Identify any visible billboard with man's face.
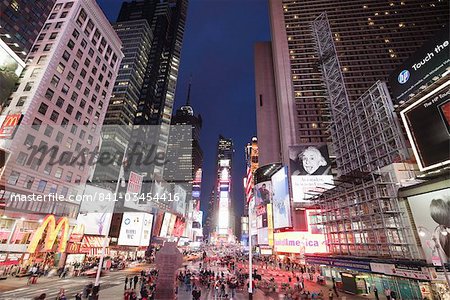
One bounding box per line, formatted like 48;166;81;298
289;145;333;203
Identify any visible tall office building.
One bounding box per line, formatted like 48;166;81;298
166;82;203;182
211;135;235;243
0;0;122;264
92;19;153;187
0;0;55;60
0;0;55;105
268;0;449;163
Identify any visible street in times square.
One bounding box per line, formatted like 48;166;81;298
0;0;449;299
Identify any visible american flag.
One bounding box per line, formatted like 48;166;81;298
245;165;253;203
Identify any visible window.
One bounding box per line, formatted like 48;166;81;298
85;19;94;35
44;44;52;51
30;68;41;78
24;81;34;91
62;50;70;61
66;71;74;82
60;186;69;197
72;60;79;70
84;58;90;68
88;48;94;57
66;104;74;115
65;171;73;182
92;66;98;76
66;137;73;148
88;76;94;86
38;102;49;115
98;101;103;110
84;87;90;97
79;130;86;139
71;91;78;102
49;13;57;19
61;84;69;95
72;29;79;39
81;39;87;49
87;135;93;145
16;152;28;166
83;117;90;126
37;180;47;192
64;2;73;9
61;117;69;128
75;175;81;184
91;94;97;104
70;124;77;134
56;63;65;74
37;56;47;64
67;39;75;50
49;32;58;40
50;75;60;87
31;45;39;53
56;132;63;143
37;33;45;41
50;111;59;122
44;163;52;175
75;143;81;152
75;80;82;90
55;167;63;179
54;3;63;11
45;88;54;100
80;69;86;78
60;11;68;18
76;8;87;27
44;125;53;137
80;100;86;109
76;49;83;59
32;118;42;130
43;23;51;30
8;171;20;185
87;106;93;114
24;176;34;189
16;96;26;106
56;97;64;108
75;111;82;121
55;22;63;29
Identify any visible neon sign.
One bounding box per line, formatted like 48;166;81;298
27;215;70;253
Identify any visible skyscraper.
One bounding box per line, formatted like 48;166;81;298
211;135;235;243
0;0;122;265
267;0;449;163
0;0;55;105
0;0;55;60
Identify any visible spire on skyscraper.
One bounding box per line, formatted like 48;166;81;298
186;74;192;106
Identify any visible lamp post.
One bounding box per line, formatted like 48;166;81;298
418;225;450;288
248;199;253;300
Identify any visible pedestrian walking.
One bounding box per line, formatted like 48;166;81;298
374;287;379;300
328;289;334;300
192;286;201;300
133;275;139;289
75;293;82;300
125;276;128;289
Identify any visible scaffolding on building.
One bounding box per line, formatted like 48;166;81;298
311;13;417;260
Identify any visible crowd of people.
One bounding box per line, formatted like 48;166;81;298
123;268;159;300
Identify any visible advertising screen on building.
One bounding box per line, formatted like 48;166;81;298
257;227;269;245
76;185;115;235
271;166;292;229
118;212;153;246
167;214;177;236
0;39;25;104
289;144;332;203
172;217;186;237
400;85;450;171
388;26;449;105
273;231;327;254
254;181;272;206
408;188;450;265
159;212;172;237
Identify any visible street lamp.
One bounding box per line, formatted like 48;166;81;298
417;225;450;288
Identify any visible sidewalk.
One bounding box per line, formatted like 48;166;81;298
0;275;57;292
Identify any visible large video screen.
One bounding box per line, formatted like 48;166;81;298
271;166;292;229
408;188;450;265
401;86;450;171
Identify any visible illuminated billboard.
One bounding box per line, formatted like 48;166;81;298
273;231;327;254
172;217;186;237
408;188;450;265
159;212;172;237
289;144;332;203
118;213;153;246
167;214;177;236
0;39;25;104
271;166;292;229
400;85;450;171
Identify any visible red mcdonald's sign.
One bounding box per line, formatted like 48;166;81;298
0;113;22;139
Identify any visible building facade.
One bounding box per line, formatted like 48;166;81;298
268;0;449;164
0;0;122;267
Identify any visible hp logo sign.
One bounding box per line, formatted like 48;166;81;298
398;70;410;84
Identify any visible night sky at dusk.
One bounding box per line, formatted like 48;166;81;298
97;0;270;220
